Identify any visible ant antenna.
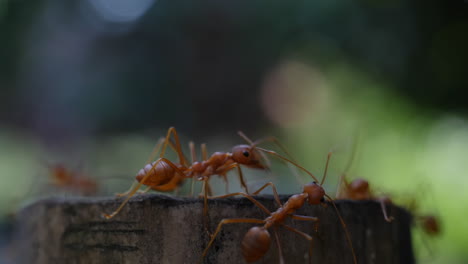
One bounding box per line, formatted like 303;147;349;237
255;147;320;183
240;131;310;185
343;134;360;176
335;134;360;198
325;194;358;264
238;131;255;145
320;152;332;186
322;152;357;264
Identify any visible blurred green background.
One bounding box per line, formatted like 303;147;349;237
1;0;467;263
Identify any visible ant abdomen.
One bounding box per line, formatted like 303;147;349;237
241;226;271;262
135;161;175;187
421;215;440;236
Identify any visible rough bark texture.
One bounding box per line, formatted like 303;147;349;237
8;194;414;264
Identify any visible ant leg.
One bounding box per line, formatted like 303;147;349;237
201;143;208;160
209;192;271;215
198;218;265;264
220;174;229;193
144;137;166;166
255;147;320;183
138;186;151;194
379;198;394;222
290;215;319;222
114;137;165;197
150;181;181;192
206;180;213;196
273;227;285;264
201;179;212;235
202;179;208;216
252;182;282;207
189;142;197;197
102;158;186;219
116;134;184;198
115;181;139;197
103;158;166;219
335;174;348;199
160;127;189;166
290;214;320;232
417;228;435;258
202;143;229;194
218;163;249;194
189;141;198;162
281;224;314;264
149;163;189;192
201;178;217;235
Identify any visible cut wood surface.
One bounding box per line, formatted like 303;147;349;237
9;194;414;264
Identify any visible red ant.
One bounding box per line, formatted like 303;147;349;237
199;152;357;264
404;191;441;258
46;162;98;196
404;186;441;238
336;177;394;222
102;127;296;220
417;215;440;237
335;141;394;222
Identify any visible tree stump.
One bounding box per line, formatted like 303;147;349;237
8;194;414;264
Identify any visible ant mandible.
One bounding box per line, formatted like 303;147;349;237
199;152;357;264
102;127;296;220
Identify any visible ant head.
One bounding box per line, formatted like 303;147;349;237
349;178;369;193
231;145;266;169
303;181;325;205
241;226;271;262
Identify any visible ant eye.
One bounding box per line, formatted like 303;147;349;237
243;151;250;157
312;181;317;184
320;197;325;202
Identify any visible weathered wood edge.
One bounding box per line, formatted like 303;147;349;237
8;194;415;264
